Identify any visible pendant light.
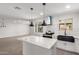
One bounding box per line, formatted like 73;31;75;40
41;3;47;26
29;8;34;27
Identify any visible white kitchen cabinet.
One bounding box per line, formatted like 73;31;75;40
56;48;76;55
56;40;75;53
23;41;56;55
75;39;79;53
56;41;66;49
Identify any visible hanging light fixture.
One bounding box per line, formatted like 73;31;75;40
41;3;47;26
29;8;34;27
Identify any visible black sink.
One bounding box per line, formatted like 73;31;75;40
57;35;75;42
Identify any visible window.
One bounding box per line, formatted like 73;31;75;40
45;16;52;25
59;18;73;31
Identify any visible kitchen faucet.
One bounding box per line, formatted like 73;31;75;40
64;28;67;36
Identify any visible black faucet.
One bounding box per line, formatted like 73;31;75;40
64;29;67;36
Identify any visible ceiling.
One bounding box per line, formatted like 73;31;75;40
0;3;79;20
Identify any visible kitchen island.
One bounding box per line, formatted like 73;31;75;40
18;35;57;55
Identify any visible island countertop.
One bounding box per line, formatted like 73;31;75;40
18;35;57;49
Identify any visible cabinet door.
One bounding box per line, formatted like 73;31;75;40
56;48;65;55
56;41;67;49
56;40;75;52
75;39;79;53
56;48;76;55
65;42;75;52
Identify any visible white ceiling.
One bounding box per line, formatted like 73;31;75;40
0;3;79;20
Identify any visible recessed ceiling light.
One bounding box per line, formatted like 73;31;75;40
66;5;71;9
40;12;44;15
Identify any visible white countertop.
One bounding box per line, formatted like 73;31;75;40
18;35;57;49
74;36;79;39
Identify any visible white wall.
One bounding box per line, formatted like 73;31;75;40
0;18;30;38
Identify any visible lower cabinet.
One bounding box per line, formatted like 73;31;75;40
75;39;79;53
56;40;76;54
56;48;77;55
23;41;56;55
